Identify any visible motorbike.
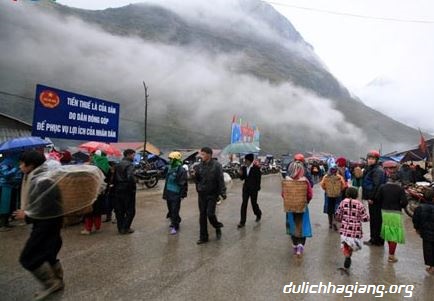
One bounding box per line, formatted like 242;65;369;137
223;162;241;179
404;183;434;217
134;161;159;189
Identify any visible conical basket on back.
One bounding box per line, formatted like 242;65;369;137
281;180;307;213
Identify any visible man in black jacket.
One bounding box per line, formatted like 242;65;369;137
238;153;262;228
413;189;434;274
362;150;386;246
193;147;226;244
113;149;136;234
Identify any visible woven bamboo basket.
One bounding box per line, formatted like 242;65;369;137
282;180;307;213
57;171;100;226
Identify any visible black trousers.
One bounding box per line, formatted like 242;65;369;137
105;193;115;217
327;197;339;216
291;236;306;246
167;195;182;230
198;193;222;240
114;190;136;232
240;188;261;224
368;203;384;244
423;240;434;266
20;218;63;271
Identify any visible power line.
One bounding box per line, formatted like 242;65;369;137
0;90;33;100
264;0;434;24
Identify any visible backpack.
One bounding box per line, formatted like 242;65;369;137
325;175;342;198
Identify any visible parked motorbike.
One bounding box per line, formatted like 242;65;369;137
223;162;241;179
134;161;159;189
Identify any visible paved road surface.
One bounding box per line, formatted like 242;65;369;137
1;175;433;300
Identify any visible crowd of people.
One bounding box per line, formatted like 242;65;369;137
282;151;434;276
1;146;434;300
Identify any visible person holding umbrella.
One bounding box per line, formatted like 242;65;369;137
80;150;110;235
0;157;21;230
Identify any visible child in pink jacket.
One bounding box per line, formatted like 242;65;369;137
335;187;370;271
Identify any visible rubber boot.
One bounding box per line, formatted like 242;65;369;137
31;262;64;300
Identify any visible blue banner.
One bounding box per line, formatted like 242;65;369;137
32;84;120;142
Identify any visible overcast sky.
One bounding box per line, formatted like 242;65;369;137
56;0;434;134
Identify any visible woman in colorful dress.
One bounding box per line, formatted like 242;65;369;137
284;161;313;257
376;173;407;262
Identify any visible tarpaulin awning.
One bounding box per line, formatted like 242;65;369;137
111;142;160;156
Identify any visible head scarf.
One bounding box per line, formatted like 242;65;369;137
328;163;338;175
170;158;182;168
287;161;305;179
92;154;110;174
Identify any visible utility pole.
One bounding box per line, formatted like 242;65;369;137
143;81;149;161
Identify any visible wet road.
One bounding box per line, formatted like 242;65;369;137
1;175;433;301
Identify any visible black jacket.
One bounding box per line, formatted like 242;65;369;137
413;202;434;242
362;164;385;201
376;182;407;211
114;157;136;192
194;160;226;197
398;166;415;184
240;164;261;192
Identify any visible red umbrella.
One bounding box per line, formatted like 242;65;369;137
79;141;122;157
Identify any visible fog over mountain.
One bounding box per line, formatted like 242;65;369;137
0;0;421;157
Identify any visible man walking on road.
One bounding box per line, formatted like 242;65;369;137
193;147;226;244
113;149;137;235
238;153;262;228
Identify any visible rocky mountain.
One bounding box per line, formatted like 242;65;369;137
0;0;421;157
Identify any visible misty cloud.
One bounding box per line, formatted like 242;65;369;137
0;1;367;155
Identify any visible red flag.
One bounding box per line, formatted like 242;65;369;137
419;129;427;153
232;115;236;123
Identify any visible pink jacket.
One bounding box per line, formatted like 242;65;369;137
335;198;369;238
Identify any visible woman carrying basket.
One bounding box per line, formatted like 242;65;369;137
282;161;313;257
